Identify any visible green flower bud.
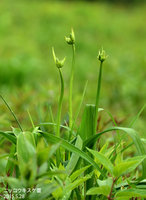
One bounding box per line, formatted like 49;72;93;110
52;47;66;68
65;28;75;45
97;48;108;62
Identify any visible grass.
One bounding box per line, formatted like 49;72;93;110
0;2;146;198
0;26;146;199
0;1;146;132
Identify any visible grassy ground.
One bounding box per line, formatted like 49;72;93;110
0;0;145;133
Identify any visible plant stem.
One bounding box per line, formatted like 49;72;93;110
69;44;75;129
0;95;23;132
56;68;64;166
108;178;116;200
94;61;103;134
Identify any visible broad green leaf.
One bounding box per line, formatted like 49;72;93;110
86;185;111;196
0;131;16;144
66;135;83;175
70;165;90;182
97;177;113;187
78;104;95;141
17;132;37;181
78;105;103;142
113;156;146;177
115;197;129;200
87;148;114;175
115;188;146;198
17;132;36;163
41;132;104;176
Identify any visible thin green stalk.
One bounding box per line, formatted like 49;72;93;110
0;95;23;132
27;109;35;129
94;61;103;134
49;106;55;133
69;44;75;129
94;48;107;135
56;68;64;166
71;80;88;130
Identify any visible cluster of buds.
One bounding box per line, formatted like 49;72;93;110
65;28;75;45
97;48;108;63
52;47;66;68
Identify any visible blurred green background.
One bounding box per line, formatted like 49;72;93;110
0;0;145;133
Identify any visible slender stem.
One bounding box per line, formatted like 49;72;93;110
56;68;64;166
94;61;103;134
27;109;35;129
108;178;116;200
69;44;75;129
0;95;23;132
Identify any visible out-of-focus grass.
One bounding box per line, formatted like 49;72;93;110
0;1;145;132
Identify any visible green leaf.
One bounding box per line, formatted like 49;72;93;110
78;104;95;141
4;177;23;189
87;148;114;175
6;144;16;176
66;135;83;175
86;185;111;196
83;127;116;148
129;104;146;128
17;132;36;163
115;188;146;198
141;138;146;144
12;127;21;137
84;126;146;179
70;165;90;182
17;132;37;180
41;132;104;176
113;127;146;179
66;175;90;192
63;175;91;200
113;156;146;177
97;177;113;187
29;182;58;200
0;131;16;144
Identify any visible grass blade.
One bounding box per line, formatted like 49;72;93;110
129;104;146;128
72;80;88;130
0;131;16;144
0;95;23;132
40;131;105;177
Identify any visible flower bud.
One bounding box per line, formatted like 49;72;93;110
97;48;108;62
52;47;66;68
65;28;75;45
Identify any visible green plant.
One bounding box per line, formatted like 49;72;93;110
0;30;146;200
65;29;75;132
